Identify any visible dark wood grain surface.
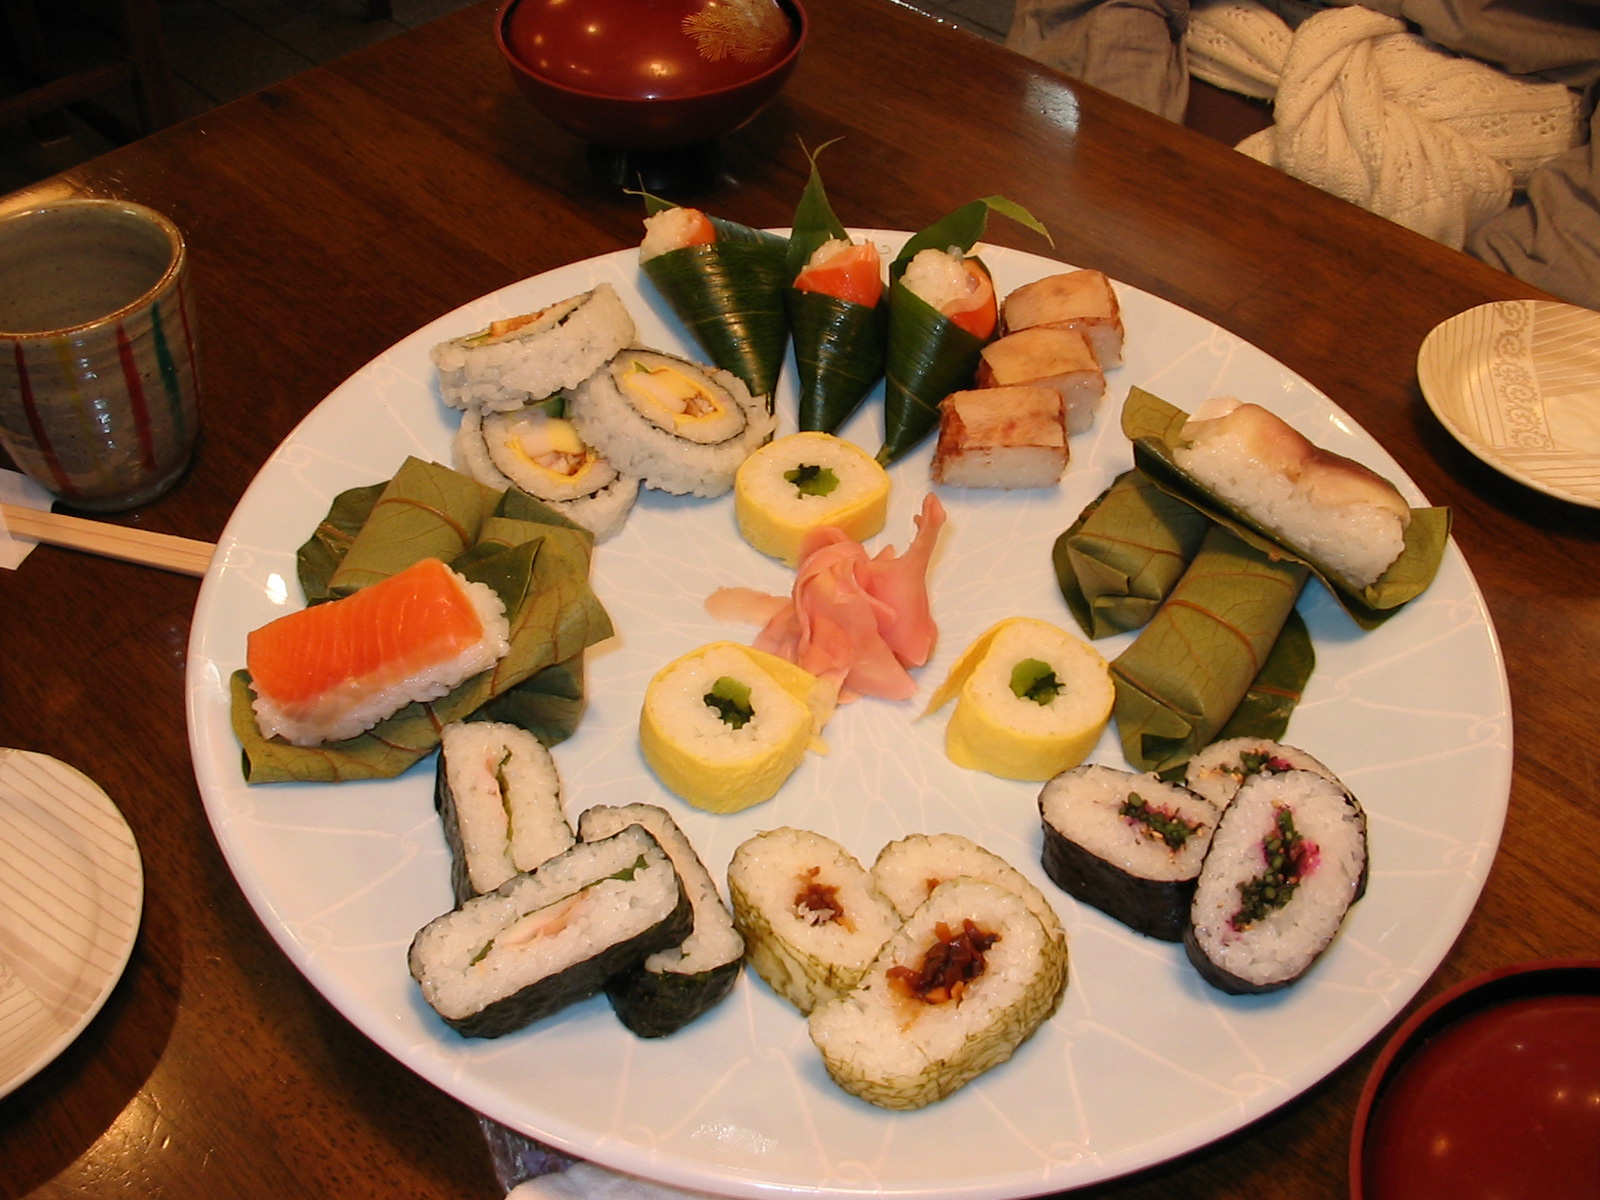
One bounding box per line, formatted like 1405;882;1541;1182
2;1;1594;1197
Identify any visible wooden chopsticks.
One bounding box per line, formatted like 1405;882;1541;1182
1;502;215;577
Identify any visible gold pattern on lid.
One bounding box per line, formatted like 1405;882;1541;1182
683;0;791;63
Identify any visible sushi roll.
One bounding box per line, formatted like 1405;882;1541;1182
1183;736;1340;810
567;348;776;498
1173;397;1413;590
246;556;510;746
577;803;745;1037
454;402;639;541
435;720;574;904
407;823;692;1038
807;878;1068;1110
924;617;1114;782
638;641;834;814
727;827;902;1014
430;284;636;411
975;325;1105;435
1000;269;1124;369
1186;768;1368;993
1038;764;1219;941
733;431;891;566
930;385;1070;489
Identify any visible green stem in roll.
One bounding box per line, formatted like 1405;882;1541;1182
1010;659;1062;704
706;676;754;729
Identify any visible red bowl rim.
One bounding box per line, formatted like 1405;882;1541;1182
494;0;809;104
1348;957;1600;1200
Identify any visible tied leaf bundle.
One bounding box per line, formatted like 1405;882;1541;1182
878;196;1050;465
638;194;791;407
230;457;614;784
784;141;887;434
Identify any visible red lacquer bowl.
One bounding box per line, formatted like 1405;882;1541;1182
496;0;806;153
1350;960;1600;1200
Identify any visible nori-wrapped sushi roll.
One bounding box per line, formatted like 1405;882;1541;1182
1186;768;1368;993
1038;763;1219;941
434;720;574;905
578;803;745;1038
638;202;791;407
407;824;691;1038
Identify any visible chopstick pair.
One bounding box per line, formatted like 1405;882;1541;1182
0;503;215;578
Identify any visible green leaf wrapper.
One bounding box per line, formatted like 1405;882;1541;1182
1052;468;1213;639
1121;387;1451;629
231;460;615;784
1111;524;1311;773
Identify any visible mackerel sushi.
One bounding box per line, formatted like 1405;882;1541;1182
808;878;1067;1110
1038;764;1218;941
435;720;573;904
727;827;901;1014
578;803;745;1037
408;824;691;1038
567;348;776;497
1186;768;1368;993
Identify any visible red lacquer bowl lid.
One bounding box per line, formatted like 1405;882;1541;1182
1350;960;1600;1200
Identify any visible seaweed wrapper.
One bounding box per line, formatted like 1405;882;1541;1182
878;197;1049;465
1052;468;1213;639
639;196;790;406
1111;524;1312;774
783;143;887;433
231;461;614;783
1122;388;1451;629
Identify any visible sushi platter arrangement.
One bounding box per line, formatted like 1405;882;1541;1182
186;208;1511;1196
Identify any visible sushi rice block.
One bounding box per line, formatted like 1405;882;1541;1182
975;325;1106;435
931;386;1070;489
246;557;510;747
1000;269;1124;369
808;877;1068;1110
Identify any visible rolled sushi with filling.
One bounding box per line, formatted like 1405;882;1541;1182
434;720;574;904
408;823;691;1037
1186;768;1368;993
1038;764;1218;941
1183;736;1340;810
567;348;776;498
454;402;640;541
808;877;1067;1110
727;827;902;1014
577;802;745;1037
733;431;890;566
431;284;636;411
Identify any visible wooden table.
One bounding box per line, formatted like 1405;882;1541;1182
2;1;1594;1197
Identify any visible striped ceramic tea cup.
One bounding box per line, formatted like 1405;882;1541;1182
0;198;200;512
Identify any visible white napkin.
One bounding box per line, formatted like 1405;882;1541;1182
0;469;54;570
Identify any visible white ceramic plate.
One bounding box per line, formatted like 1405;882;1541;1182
0;748;143;1098
186;235;1511;1199
1418;299;1600;508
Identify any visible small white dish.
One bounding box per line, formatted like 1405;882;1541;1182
0;748;143;1098
1418;299;1600;507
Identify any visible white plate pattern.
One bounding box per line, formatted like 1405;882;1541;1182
186;234;1511;1199
1418;299;1600;507
0;748;144;1099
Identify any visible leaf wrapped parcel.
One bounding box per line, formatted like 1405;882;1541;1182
639;195;791;406
1121;387;1451;630
230;459;614;784
1052;469;1213;639
1111;524;1312;773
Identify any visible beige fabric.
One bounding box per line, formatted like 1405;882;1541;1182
1007;0;1194;120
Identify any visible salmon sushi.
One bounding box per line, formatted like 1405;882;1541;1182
246;556;510;746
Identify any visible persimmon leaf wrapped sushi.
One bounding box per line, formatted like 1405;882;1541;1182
808;878;1068;1109
407;823;692;1038
784;148;887;433
878;197;1049;465
638;200;791;406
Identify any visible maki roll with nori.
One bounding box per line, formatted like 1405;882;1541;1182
576;803;745;1038
1183;736;1340;811
808;878;1067;1110
1186;768;1368;993
435;720;574;905
566;348;775;498
408;824;691;1038
1038;764;1219;941
727;827;901;1014
638;203;791;406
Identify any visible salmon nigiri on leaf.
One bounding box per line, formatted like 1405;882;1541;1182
784;143;888;434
